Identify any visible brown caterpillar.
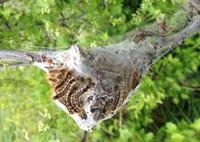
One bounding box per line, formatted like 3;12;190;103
48;67;94;119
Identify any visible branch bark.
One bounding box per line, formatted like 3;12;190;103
154;15;200;58
111;0;200;57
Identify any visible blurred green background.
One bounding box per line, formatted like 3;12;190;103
0;0;200;142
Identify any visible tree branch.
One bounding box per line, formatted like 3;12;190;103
122;0;200;59
154;15;200;58
0;50;42;65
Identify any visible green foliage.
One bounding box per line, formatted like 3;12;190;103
0;0;200;142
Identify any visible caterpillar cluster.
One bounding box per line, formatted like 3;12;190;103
48;67;94;119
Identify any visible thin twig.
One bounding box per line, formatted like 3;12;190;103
119;110;123;129
101;128;115;136
81;131;87;142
